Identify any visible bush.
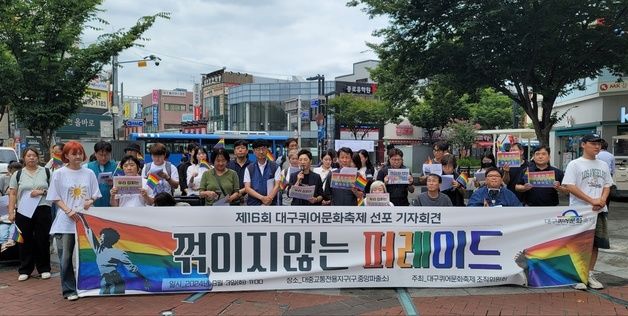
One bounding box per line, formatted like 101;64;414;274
457;157;481;168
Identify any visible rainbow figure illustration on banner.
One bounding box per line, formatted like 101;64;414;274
213;138;225;149
76;213;212;295
515;223;594;288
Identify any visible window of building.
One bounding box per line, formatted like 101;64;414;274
164;103;187;111
188;104;194;111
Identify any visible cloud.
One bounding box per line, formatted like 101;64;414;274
82;0;387;96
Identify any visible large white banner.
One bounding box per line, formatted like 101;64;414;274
75;206;596;297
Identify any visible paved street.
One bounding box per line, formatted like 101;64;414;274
1;199;627;315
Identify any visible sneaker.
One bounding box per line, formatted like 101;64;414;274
40;272;51;279
588;272;604;289
17;274;29;281
573;282;587;290
66;294;79;301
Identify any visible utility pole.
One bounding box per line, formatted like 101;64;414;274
112;55;119;140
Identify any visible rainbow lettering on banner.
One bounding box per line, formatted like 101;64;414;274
213;138;225;149
496;151;521;167
146;173;160;191
52;154;64;168
76;214;211;294
354;174;367;191
10;225;24;243
521;229;594;288
265;150;275;162
199;160;211;170
456;173;469;189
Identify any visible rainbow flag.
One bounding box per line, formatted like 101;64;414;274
114;165;125;176
279;172;287;191
354;174;367;191
199;160;211;169
52;153;64;168
10;225;24;243
265;150;275;162
146;173;160;191
213;138;225;149
357;197;365;206
456;173;469;189
76;214;211;293
522;229;594;288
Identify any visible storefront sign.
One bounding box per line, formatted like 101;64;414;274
162;90;187;97
58;113;111;136
82;88;109;109
620;106;628;123
335;81;378;95
75;206;596;297
152;89;159;104
340;127;379;140
125;119;144;127
396;125;414;136
152;105;159;129
599;81;628;94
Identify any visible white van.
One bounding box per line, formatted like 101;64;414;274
0;147;19;174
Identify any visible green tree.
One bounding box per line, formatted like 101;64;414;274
467;88;514;130
407;79;469;143
328;94;392;140
446;120;478;158
349;0;628;145
0;0;168;158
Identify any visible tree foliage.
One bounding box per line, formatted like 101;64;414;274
349;0;628;145
328;94;391;140
0;0;168;157
467;88;515;130
407;79;469;143
446;120;478;158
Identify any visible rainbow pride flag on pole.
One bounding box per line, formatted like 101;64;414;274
199;160;211;170
213;138;225;149
52;153;64;169
456;173;469;189
279;172;287;191
357;197;365;206
354;174;367;191
76;214;212;294
146;173;160;191
10;225;24;243
265;150;275;162
522;229;594;288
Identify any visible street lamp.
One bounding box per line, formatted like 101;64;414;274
111;54;161;139
306;74;325;155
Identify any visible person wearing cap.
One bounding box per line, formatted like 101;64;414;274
124;143;144;169
563;133;613;290
243;139;281;205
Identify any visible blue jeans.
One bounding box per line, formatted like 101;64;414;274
54;233;76;297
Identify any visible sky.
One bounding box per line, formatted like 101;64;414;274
82;0;388;97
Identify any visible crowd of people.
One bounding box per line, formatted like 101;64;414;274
0;132;615;300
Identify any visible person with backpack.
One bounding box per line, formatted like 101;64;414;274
86;141;117;207
141;143;179;195
177;143;198;196
7;147;53;282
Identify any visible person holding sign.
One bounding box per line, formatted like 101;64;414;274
244;140;281;206
7;147;52;282
186;147;211;196
366;181;394;206
324;147;362;206
110;156;154;207
515;146;566;206
468;168;521;207
413;174;453;206
200;148;241;206
502;143;527;203
441;155;466;206
86;141;117;207
376;148;414;206
141;143;179;196
287;149;324;205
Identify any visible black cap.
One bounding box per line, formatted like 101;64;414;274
124;143;141;153
581;133;602;143
252;139;270;149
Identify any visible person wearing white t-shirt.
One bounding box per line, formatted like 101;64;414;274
141;143;179;195
46;141;101;301
110;155;155;207
186;147;211;196
562;133;613;290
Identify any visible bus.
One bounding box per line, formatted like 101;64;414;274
128;132;289;165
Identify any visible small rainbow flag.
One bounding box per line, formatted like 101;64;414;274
523;229;594;288
10;225;24;244
213;138;225;149
265;150;275;162
279;172;287;191
354;174;367;191
199;160;211;169
146;173;160;191
114;165;125;176
76;214;211;293
456;173;469;189
357;197;365;206
52;153;64;168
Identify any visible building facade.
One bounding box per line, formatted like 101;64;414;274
141;89;193;133
201;69;254;132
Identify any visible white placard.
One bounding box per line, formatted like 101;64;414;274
365;193;390;206
422;164;442;175
17;191;40;218
289;185;316;200
388;168;410;184
439;174;455;191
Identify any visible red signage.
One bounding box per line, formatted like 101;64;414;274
396;125;413;136
194;106;202;120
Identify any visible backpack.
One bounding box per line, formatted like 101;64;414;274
143;161;174;195
16;167;51;186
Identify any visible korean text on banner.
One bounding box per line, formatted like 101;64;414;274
75;205;597;297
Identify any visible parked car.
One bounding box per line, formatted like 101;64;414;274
0;147;18;174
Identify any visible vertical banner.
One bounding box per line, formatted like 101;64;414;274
75;206;596;297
